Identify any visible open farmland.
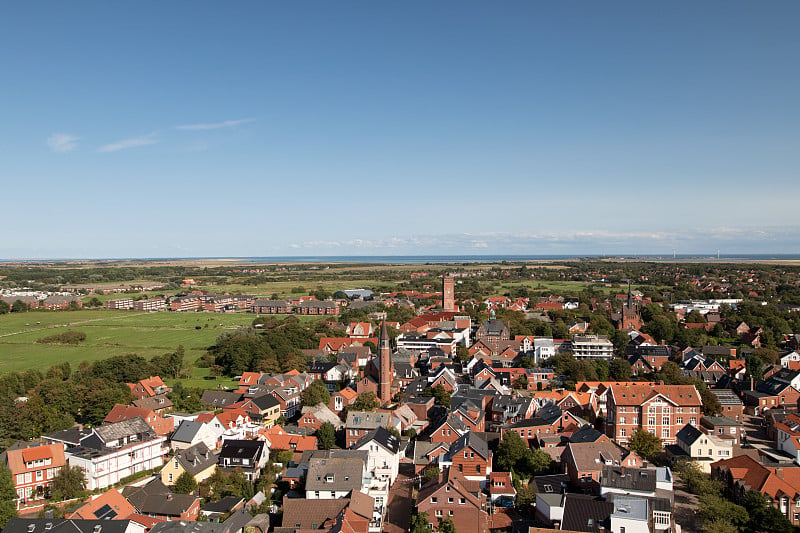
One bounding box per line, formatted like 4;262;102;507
0;309;309;374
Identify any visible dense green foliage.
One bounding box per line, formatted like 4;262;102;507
316;422;337;450
50;464;86;501
495;431;555;477
301;379;331;407
0;465;18;528
627;429;662;460
35;331;87;345
174;471;198;494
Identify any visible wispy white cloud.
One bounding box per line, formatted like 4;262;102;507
98;133;158;153
47;133;80;153
175;118;255;131
286;226;800;255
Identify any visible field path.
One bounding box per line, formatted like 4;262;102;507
0;312;150;338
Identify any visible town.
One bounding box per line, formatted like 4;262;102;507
2;260;800;533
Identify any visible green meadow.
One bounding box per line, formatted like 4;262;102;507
0;310;285;374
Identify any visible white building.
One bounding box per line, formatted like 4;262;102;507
571;335;614;360
66;417;168;490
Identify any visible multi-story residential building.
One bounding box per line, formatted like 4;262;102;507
170;295;201;312
133;298;165;311
127;376;169;400
106;298;134;310
305;456;366;499
570;335;614;360
605;383;703;445
5;444;66;505
66;417;169;490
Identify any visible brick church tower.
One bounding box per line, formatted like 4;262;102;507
379;321;392;403
442;274;455;312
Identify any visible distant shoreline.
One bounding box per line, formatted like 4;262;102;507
2;254;800;267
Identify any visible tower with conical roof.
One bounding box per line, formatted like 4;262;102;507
379;321;392;403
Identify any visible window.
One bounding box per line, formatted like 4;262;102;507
460;498;465;504
449;511;454;516
35;470;43;481
620;417;626;425
620;428;626;437
662;429;670;438
168;473;173;483
690;417;697;425
648;417;655;426
435;510;443;517
431;497;437;504
476;465;481;473
677;417;683;424
448;498;453;503
662;416;670;425
464;451;469;458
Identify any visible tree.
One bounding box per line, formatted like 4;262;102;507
410;512;431;533
522;448;555;477
316;422;336;450
454;345;469;362
627;429;662;460
0;301;9;315
437;517;456;533
742;490;794;533
348;392;381;412
432;385;451;408
0;465;18;528
422;466;440;484
496;431;529;472
610;358;632;381
301;379;331;407
50;464;86;501
698;494;748;530
701;388;722;415
10;300;28;313
174;471;198;494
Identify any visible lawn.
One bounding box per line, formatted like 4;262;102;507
0;309;320;374
163;366;239;391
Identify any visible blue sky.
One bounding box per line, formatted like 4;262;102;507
1;2;798;258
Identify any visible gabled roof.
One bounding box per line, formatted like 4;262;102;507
172;420;204;443
175;442;217;475
218;439;264;459
353;426;401;454
305;457;364;492
67;489;135;520
447;431;489;460
675;423;704;446
560;495;612;532
122;479;198;517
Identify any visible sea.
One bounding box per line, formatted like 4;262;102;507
230;254;800;264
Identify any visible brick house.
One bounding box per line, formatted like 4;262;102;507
416;468;489;533
443;432;492;483
605;383;703;445
5;444;66;505
127;376;169;400
713;455;800;526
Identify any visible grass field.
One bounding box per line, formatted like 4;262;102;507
0;310;316;374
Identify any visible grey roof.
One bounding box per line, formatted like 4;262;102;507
353;426;400;454
218;439;264;460
569;425;605;443
346;410;393;430
447;431;489;460
710;389;743;406
608;494;648;522
221;507;252;533
675;423;704;446
150;522;229;533
601;465;657;493
2;519;136;533
201;496;244;514
95;417;154;444
481;319;509;335
175;442;217;475
250;394;280;410
171;420;203;443
201;391;243;407
305;457;364;492
44;427;92;447
560;495;613;532
122;479;198;517
701;415;741;427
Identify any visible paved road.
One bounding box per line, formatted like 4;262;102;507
672;472;701;533
384;463;415;533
